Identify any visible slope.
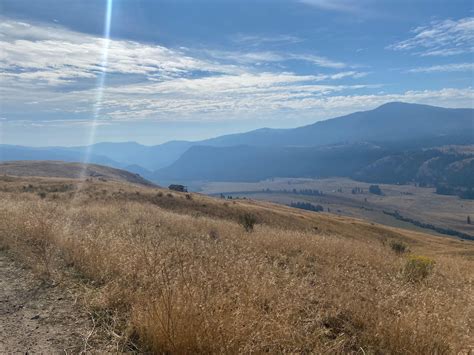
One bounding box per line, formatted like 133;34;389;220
0;161;155;186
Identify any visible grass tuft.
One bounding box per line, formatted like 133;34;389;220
404;255;435;282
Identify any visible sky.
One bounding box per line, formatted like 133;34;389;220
0;0;473;146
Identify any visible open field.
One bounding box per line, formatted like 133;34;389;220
200;177;474;238
0;174;473;353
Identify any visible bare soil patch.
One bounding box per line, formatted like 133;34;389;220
0;251;97;353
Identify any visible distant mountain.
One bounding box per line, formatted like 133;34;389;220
0;161;155;186
2;103;473;183
0;144;122;167
198;102;473;148
155;143;474;199
60;102;474;172
65;140;194;171
154;143;388;183
153;103;473;183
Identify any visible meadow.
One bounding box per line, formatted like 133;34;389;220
0;175;473;353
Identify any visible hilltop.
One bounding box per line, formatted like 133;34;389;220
0;161;155;187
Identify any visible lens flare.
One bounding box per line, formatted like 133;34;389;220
81;0;113;172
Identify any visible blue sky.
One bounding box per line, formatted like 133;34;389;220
0;0;473;146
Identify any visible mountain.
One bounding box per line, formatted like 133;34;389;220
66;140;194;171
153;103;473;184
154;143;388;183
56;102;474;172
0;144;122;167
0;160;155;186
155;144;474;199
198;102;473;148
1;103;473;182
355;146;474;191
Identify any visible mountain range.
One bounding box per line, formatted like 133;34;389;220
2;102;473;193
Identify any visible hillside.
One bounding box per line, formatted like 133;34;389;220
154;143;387;182
0;161;155;186
0;175;472;353
199;102;473;148
155;144;474;196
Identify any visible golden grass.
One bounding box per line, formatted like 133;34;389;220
0;176;473;353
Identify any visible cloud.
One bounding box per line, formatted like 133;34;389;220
0;16;372;124
232;34;303;47
407;63;474;73
1;66;380;124
6;86;472;127
205;50;348;69
299;0;363;13
0;18;241;86
387;17;474;56
1;16;471;130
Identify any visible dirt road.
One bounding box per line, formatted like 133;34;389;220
0;251;96;353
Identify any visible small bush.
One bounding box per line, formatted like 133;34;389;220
390;240;408;254
240;213;257;232
404;255;435;282
208;229;219;240
185;194;192;200
369;185;383;195
38;191;47;199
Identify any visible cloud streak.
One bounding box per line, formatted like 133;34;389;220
388;17;474;56
1;16;472;130
299;0;365;13
407;63;474;73
0;17;373;124
0;19;241;86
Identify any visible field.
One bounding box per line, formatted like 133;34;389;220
200;177;474;238
0;174;473;353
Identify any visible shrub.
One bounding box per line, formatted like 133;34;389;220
38;191;47;199
369;185;383;195
390;240;408;254
208;229;219;240
240;213;257;232
290;202;324;212
185;194;192;200
404;255;435;282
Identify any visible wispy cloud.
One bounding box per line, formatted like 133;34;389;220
0;18;241;86
6;86;472;126
387;17;474;56
1;16;471;129
299;0;363;13
7;72;376;121
407;63;474;73
204;50;348;69
0;17;371;124
232;34;303;47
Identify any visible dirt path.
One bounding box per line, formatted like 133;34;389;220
0;251;97;353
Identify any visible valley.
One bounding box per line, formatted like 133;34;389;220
200;177;474;239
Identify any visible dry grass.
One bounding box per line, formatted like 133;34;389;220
0;176;473;353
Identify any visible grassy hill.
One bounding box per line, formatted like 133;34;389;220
0;170;472;353
0;161;155;187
